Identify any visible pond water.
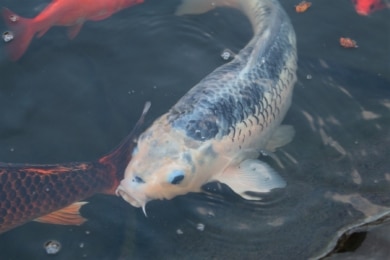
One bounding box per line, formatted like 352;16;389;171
0;0;389;259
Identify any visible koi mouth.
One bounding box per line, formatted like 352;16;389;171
116;185;139;206
115;184;148;216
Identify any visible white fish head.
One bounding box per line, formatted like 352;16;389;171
116;120;205;212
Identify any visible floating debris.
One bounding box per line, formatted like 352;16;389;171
44;240;61;255
295;1;312;13
2;31;14;43
339;37;358;48
221;48;235;61
207;211;215;217
176;229;184;235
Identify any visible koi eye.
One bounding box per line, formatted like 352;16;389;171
370;4;375;10
167;170;185;185
133;176;145;183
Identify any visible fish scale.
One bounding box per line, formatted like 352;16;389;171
0;163;111;233
169;3;295;142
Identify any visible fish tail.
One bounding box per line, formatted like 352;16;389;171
98;102;151;194
2;7;36;61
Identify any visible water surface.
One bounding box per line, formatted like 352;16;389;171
0;0;389;259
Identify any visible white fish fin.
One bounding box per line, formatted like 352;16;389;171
265;124;295;152
215;159;286;200
175;0;240;16
259;149;285;169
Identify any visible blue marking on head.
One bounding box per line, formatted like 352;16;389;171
167;170;185;185
132;146;139;156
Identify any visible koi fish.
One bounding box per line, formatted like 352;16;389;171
116;0;298;215
1;0;144;61
352;0;389;15
0;102;150;234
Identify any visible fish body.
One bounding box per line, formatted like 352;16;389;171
0;102;150;234
2;0;144;60
116;0;297;213
352;0;389;15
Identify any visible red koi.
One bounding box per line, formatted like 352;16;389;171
351;0;389;15
0;102;150;234
2;0;144;61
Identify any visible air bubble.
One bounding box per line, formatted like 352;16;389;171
2;31;14;43
221;48;235;61
44;240;61;255
9;15;19;22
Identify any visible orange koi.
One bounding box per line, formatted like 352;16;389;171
295;1;312;13
340;37;358;48
0;102;150;234
2;0;144;61
351;0;389;15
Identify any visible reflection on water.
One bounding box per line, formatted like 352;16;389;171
0;0;389;259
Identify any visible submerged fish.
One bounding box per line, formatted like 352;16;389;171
1;0;144;61
351;0;390;15
116;0;298;214
0;102;150;234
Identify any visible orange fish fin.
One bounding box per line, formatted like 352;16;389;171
67;23;83;39
89;13;114;21
2;7;35;61
36;27;50;38
35;202;88;226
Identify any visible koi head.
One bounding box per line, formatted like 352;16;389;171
352;0;386;15
116;118;204;215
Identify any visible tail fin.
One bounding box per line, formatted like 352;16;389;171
2;8;35;61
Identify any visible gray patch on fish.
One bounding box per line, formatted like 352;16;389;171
168;1;296;142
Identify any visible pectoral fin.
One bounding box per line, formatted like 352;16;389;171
67;23;83;39
265;125;295;152
35;202;88;226
215;159;286;200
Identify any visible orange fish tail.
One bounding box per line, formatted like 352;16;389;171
2;8;35;61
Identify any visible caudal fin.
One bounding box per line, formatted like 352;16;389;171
2;8;35;61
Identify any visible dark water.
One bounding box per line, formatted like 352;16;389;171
0;0;389;259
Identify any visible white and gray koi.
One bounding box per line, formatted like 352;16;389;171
116;0;297;212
